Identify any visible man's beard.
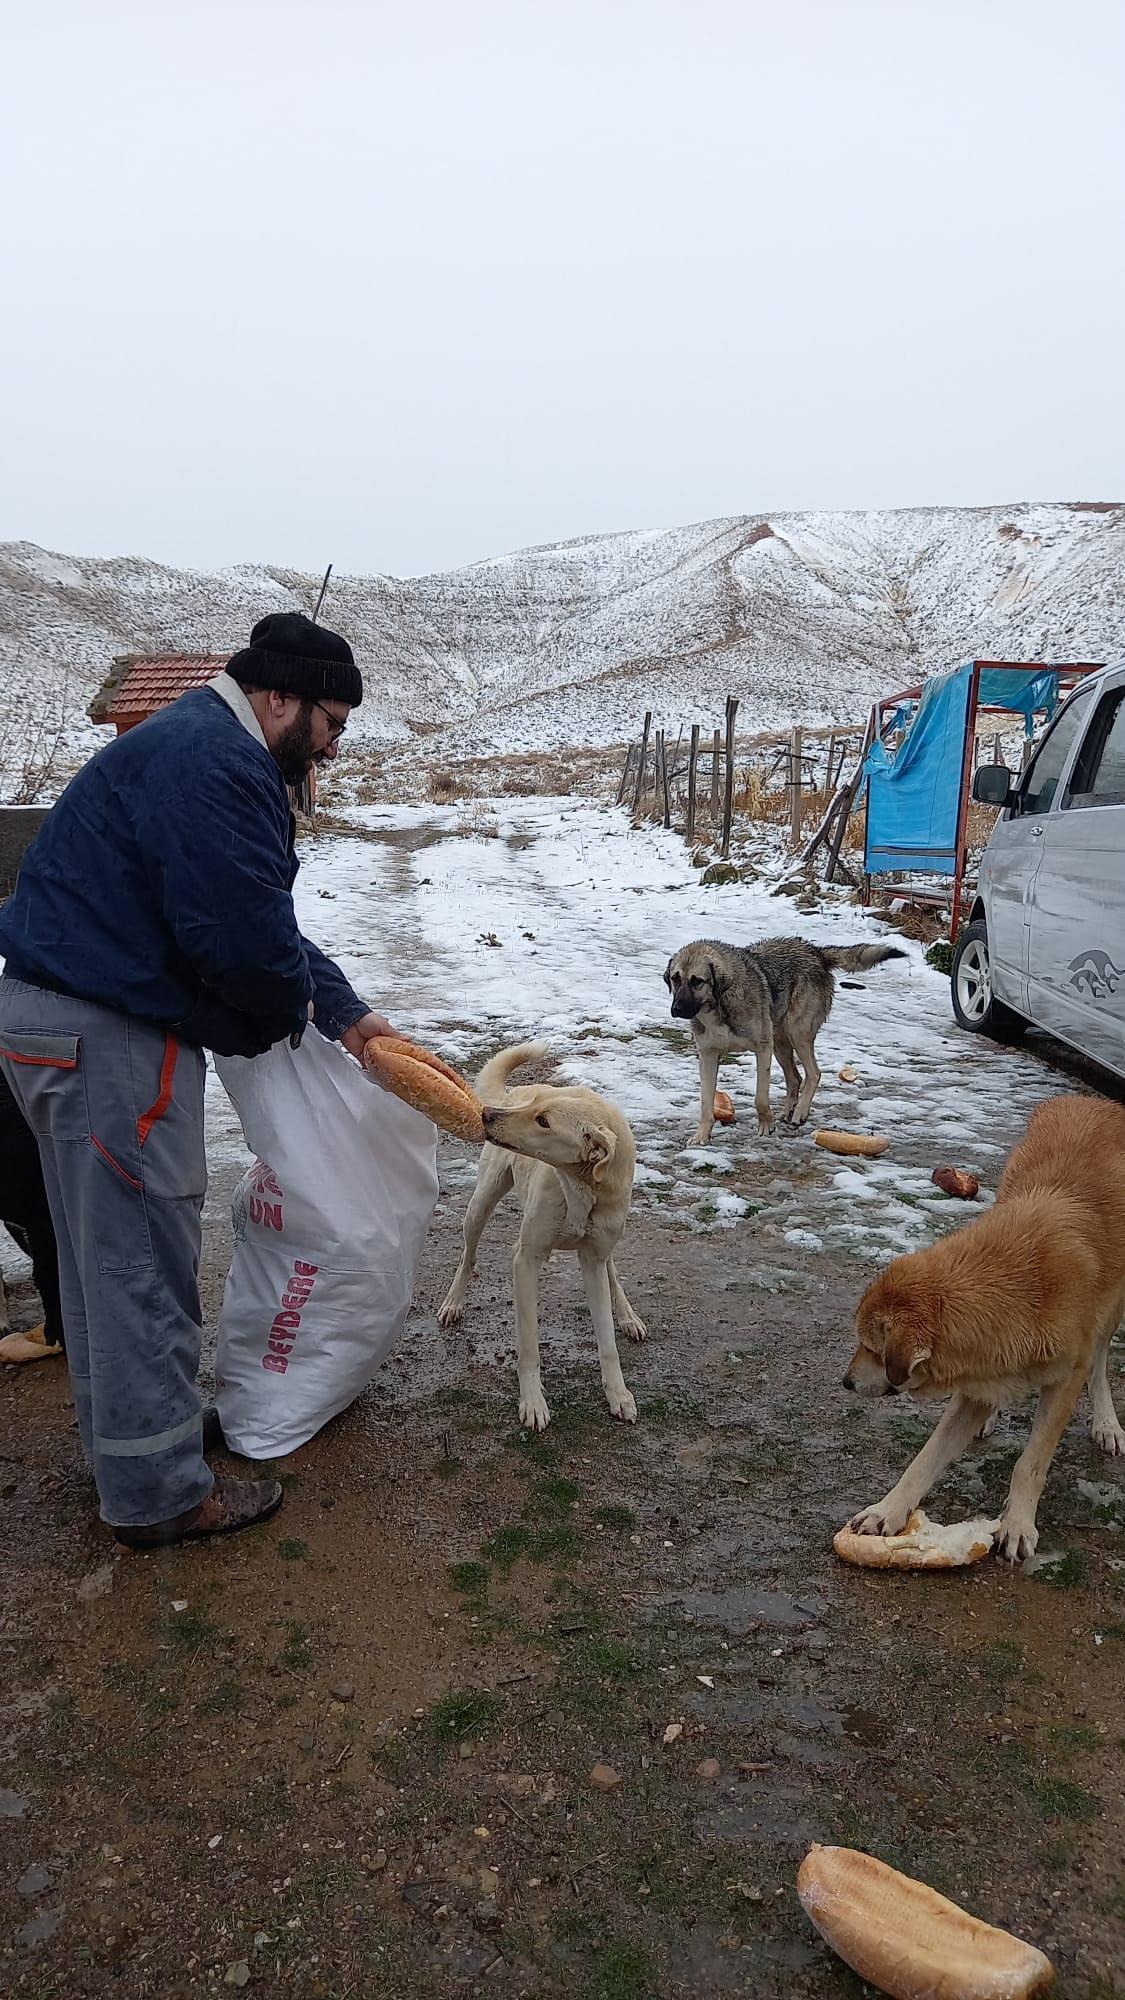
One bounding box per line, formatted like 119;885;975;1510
272;706;317;786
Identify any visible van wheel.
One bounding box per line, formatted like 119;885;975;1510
951;920;1027;1040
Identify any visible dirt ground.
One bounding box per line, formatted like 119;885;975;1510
2;1041;1124;1999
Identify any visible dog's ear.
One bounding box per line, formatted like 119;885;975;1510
883;1333;933;1390
663;956;676;991
707;957;730;999
584;1123;618;1183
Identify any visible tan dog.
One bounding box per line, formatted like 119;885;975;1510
843;1095;1125;1561
437;1044;645;1431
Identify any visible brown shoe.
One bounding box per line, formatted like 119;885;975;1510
114;1473;283;1550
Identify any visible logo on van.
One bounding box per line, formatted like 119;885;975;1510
1067;951;1124;1000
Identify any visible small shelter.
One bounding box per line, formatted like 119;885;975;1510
88;654;316;813
863;659;1102;936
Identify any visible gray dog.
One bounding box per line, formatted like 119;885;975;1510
664;935;906;1142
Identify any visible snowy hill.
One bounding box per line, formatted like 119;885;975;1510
0;501;1121;787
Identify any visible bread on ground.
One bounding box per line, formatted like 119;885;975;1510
713;1090;736;1125
797;1844;1054;1999
0;1322;62;1365
932;1165;980;1200
833;1509;997;1570
363;1038;485;1143
814;1129;889;1159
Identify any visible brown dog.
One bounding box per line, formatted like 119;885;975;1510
843;1095;1125;1561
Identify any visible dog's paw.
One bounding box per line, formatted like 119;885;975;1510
691;1126;715;1147
756;1114;777;1138
848;1498;911;1537
518;1388;551;1433
605;1384;638;1424
1092;1417;1125;1458
995;1511;1039;1563
619;1311;647;1345
976;1408;1000;1440
436;1294;464;1329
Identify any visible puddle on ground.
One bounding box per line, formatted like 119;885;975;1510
663;1587;826;1633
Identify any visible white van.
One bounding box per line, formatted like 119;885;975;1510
950;660;1125;1081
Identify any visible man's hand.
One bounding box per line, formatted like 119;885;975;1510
340;1010;397;1061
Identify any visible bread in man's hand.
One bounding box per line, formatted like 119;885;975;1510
363;1036;486;1143
797;1844;1054;1998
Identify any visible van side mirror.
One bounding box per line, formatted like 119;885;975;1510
972;764;1016;808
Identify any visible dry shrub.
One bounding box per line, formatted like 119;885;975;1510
428;768;474;804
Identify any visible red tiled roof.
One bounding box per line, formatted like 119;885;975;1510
92;654;230;721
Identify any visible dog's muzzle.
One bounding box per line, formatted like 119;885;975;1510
670;992;700;1020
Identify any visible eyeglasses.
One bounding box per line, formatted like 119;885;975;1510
310;699;347;742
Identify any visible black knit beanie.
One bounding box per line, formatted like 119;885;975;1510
226;612;363;707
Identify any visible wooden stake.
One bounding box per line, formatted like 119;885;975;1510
312;564;333;623
788;725;804;847
660;730;672;828
631;711;652;817
615;743;634;807
721;697;738;859
686;723;700;842
711;728;721;820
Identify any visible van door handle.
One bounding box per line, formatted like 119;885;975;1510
1029;824;1044;838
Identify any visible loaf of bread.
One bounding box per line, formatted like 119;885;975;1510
814;1129;889;1159
932;1165;980;1200
713;1090;736;1125
833;1509;997;1570
797;1844;1054;1998
363;1037;486;1143
0;1322;62;1364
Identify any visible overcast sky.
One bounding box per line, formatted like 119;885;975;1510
3;0;1122;578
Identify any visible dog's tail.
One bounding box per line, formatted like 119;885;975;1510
475;1042;551;1099
819;942;907;972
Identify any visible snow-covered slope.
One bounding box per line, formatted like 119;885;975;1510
0;501;1121;782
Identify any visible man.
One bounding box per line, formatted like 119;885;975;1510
0;612;393;1548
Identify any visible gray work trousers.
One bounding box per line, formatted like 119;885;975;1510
0;978;212;1527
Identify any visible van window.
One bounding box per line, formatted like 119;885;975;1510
1017;689;1094;817
1067;688;1125;809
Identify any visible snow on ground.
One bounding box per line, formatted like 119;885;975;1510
279;796;1058;1269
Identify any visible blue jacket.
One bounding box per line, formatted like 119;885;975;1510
0;687;367;1057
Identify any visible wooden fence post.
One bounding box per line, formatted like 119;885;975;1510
686;723;700;842
614;743;634;807
721;696;739;859
660;731;672;828
631;711;652;816
788;725;804;847
710;728;721;821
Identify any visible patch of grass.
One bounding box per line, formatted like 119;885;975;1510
1032;1778;1098;1822
159;1606;218;1653
279;1619;313;1673
583;1939;656;2000
427;1688;504;1742
556;1632;645;1724
977;1639;1024;1690
299;1859;358;1907
530;1523;583;1565
1038;1549;1092;1591
198;1679;245;1717
449;1559;490;1598
523;1474;582;1521
482;1523;533;1571
277;1537;309;1561
1050;1724;1100;1753
595;1504;636;1532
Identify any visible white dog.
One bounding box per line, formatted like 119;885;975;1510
437;1044;645;1430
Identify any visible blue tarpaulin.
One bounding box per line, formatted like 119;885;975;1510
863;664;1059;878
